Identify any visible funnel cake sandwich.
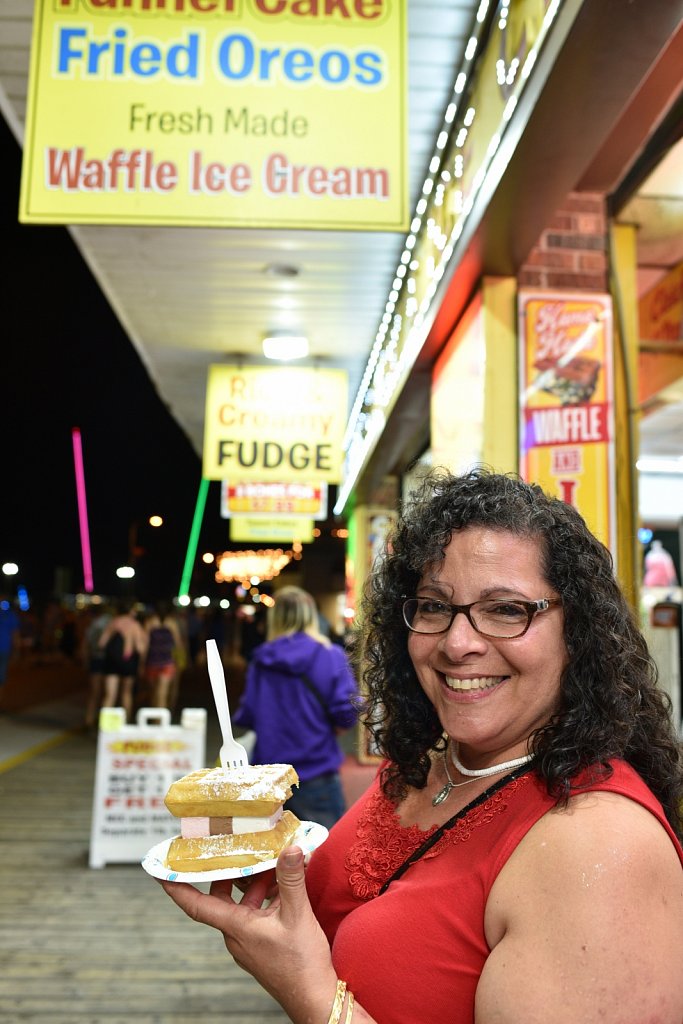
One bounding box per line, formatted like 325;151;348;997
164;763;300;872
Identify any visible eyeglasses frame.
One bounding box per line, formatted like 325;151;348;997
402;596;562;639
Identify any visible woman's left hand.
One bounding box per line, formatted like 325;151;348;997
159;846;338;1022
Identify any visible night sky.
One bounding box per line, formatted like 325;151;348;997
2;112;229;605
2;112;347;609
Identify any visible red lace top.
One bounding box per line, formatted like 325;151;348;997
306;760;683;1024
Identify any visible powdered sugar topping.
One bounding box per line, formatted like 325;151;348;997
185;764;296;801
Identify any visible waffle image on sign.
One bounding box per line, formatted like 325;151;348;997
534;356;601;404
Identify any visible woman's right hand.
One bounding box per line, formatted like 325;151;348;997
160;846;339;1023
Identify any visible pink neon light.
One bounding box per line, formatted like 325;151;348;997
71;428;94;593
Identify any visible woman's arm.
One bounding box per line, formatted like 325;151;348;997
134;621;148;656
476;792;683;1023
97;620;115;649
160;846;378;1024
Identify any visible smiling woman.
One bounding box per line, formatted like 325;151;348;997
158;468;683;1024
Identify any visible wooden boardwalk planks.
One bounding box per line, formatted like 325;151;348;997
0;732;290;1023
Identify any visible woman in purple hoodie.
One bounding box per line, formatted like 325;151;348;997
233;586;359;830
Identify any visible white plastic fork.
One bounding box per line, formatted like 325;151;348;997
206;638;248;769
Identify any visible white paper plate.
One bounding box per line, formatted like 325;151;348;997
141;820;329;883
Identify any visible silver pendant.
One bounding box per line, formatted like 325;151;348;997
432;783;453;806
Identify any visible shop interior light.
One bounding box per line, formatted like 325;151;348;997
262;334;309;360
637;457;683;474
216;548;292;584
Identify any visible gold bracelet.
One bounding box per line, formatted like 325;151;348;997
344;991;355;1023
326;980;347;1024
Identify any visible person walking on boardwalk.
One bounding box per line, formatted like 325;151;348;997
233;586;359;830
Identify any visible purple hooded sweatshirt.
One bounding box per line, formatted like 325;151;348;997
232;632;359;781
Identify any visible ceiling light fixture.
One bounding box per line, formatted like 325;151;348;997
263;263;300;277
262;334;309;360
636;456;683;475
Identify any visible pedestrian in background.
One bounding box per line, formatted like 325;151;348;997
98;599;147;723
143;601;184;714
82;603;113;728
0;595;19;691
233;586;359;830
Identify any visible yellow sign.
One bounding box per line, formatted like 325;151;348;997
203;365;347;481
518;291;616;553
20;0;408;230
431;296;485;472
230;516;314;542
221;480;327;518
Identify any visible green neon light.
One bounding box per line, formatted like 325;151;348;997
178;477;210;599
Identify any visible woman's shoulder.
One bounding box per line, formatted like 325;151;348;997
487;778;683;926
481;782;683;1021
510;779;683;885
308;633;349;660
308;637;352;676
555;783;677;841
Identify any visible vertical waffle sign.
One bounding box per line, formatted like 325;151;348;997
19;0;407;230
518;291;616;553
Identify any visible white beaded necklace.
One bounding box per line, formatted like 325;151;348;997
451;747;533;778
432;743;533;806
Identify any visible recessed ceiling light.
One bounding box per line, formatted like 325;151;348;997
262;334;309;360
263;263;300;277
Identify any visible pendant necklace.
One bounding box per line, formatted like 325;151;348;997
432;744;533;806
432;748;478;806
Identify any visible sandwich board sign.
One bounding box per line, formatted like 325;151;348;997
89;706;206;868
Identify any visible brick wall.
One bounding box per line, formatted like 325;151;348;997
518;192;608;291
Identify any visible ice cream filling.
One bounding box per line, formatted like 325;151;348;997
180;807;284;838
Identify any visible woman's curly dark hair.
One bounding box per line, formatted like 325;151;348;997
351;467;683;840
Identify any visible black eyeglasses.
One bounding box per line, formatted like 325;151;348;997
402;596;561;639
